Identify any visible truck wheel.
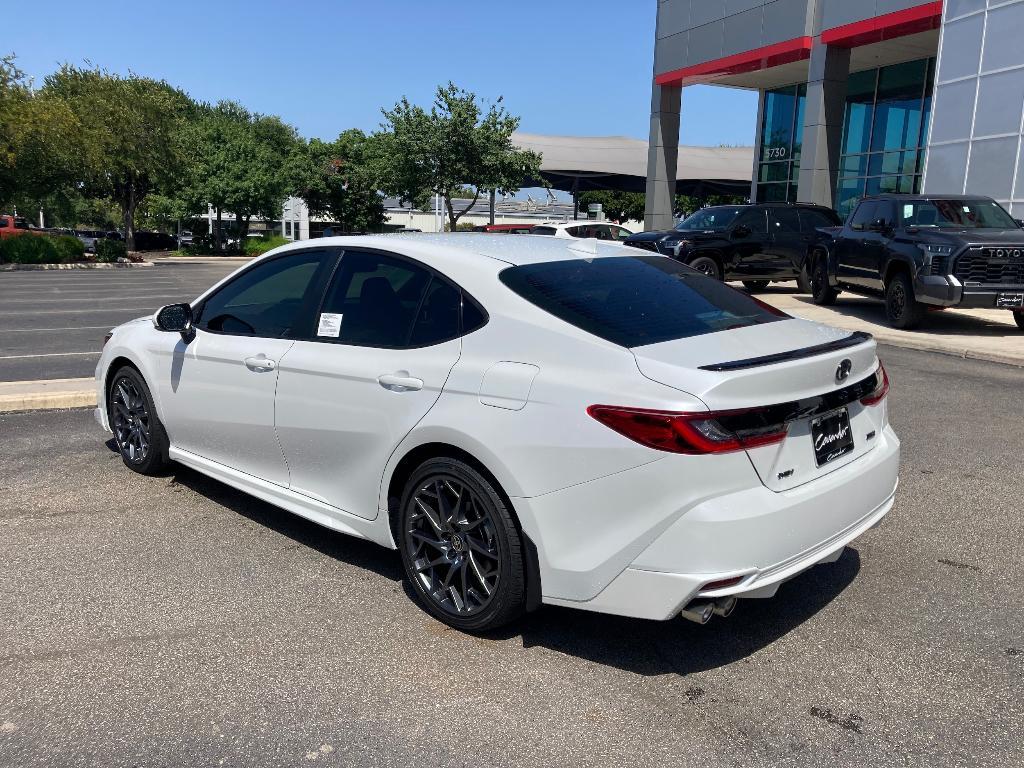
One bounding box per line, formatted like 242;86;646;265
796;263;813;294
1014;312;1024;330
810;256;838;306
742;280;769;292
885;272;925;329
688;256;722;281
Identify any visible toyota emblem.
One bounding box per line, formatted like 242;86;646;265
836;359;853;383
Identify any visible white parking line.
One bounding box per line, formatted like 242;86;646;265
0;351;101;360
0;307;159;316
4;326;115;332
1;294;183;304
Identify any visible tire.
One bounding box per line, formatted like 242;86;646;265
796;263;813;294
108;366;170;475
688;255;722;281
810;255;839;306
742;280;770;292
1014;312;1024;331
398;458;526;632
885;271;925;329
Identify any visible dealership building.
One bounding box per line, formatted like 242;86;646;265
645;0;1024;227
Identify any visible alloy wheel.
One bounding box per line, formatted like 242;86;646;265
111;377;151;463
405;476;501;616
889;282;906;321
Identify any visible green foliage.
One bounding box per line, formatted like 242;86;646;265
368;83;542;231
244;234;289;255
95;237;127;263
0;234;84;264
293;129;386;233
577;191;646;224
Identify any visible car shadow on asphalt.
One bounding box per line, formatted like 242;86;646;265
148;448;862;676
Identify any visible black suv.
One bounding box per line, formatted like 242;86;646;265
623;203;840;291
811;194;1024;330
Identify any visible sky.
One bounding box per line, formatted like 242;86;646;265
11;0;759;149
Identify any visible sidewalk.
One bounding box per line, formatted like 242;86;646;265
0;378;96;413
750;283;1024;368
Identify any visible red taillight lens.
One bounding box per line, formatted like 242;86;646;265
860;363;889;406
586;405;788;455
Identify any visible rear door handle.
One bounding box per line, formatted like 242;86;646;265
377;372;423;392
244;356;277;372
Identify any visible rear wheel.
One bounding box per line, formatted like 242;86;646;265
796;263;813;294
688;255;722;281
108;366;169;475
398;458;526;633
1014;312;1024;330
810;255;839;305
885;271;925;329
742;280;769;292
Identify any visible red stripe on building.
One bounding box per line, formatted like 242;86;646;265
821;1;943;48
654;37;814;87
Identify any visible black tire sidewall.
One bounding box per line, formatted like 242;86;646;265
108;366;169;475
886;272;923;329
742;280;769;292
398;458;526;633
689;256;722;281
811;258;837;305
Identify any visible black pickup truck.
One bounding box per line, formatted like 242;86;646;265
809;194;1024;330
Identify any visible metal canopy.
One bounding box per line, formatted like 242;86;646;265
513;132;754;196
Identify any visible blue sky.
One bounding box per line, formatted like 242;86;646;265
12;1;758;148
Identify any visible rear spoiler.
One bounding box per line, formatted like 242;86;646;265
699;331;873;372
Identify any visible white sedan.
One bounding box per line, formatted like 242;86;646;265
530;221;634;241
95;234;899;632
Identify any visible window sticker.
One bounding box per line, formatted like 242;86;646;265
904;204;914;219
317;313;342;338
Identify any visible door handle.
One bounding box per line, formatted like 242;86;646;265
244;356;277;372
377;371;423;392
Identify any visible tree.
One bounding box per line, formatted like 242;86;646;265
369;83;542;231
43;66;193;251
183;101;301;249
292;129;386;233
577;191;646;224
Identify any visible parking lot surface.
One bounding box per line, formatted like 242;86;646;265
1;345;1021;767
0;261;241;381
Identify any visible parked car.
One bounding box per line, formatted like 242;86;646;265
176;230;194;248
132;231;177;251
0;214;43;239
472;223;536;234
624;203;841;291
810;194;1024;330
75;230;106;253
530;221;634;241
96;234;898;633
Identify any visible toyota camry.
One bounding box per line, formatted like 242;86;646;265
95;234;899;632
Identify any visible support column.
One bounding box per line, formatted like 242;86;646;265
751;89;766;203
796;41;849;207
644;83;681;231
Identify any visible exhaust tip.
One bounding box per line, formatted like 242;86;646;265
680;601;715;625
712;596;737;618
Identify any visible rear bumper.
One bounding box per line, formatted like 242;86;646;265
532;425;900;621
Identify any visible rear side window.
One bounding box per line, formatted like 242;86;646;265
499;256;786;348
531;226;556;236
768;208;800;234
734;209;768;235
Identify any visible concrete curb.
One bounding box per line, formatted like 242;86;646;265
0;262;154;271
871;335;1024;368
0;378;96;413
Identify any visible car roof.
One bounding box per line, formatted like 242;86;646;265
265;232;632;267
862;193;993;201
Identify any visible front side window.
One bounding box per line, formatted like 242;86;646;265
197;250;329;337
899;199;1018;229
611;226;632;241
849;202;878;231
499;256;786;348
735;208;769;235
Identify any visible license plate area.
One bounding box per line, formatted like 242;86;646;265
996;292;1024;308
811;408;854;467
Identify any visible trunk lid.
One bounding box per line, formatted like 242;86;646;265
631;318;886;491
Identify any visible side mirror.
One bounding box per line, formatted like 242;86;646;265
868;218;890;234
732;225;751;239
154;303;195;342
1015;219;1024;229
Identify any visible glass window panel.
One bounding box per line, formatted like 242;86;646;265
878;176;901;194
841;154;868;175
898;175;916;194
836;178;866;221
760;86;797;162
759;162;792;182
792;84;806;163
843;70;877;156
757;182;790;203
901;151;920;176
865;177;883;196
920;58;934;146
871;60;926;153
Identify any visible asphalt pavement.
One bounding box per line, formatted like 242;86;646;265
0;345;1021;767
0;261;241;381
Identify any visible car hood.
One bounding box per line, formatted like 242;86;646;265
626;230;677;243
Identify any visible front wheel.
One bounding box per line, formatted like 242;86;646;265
108;366;170;475
688;256;722;281
885;271;925;329
796;263;813;294
742;280;770;292
398;458;526;633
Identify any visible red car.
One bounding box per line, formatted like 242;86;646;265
0;214;43;239
472;223;536;234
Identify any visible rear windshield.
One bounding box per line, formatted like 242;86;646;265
499;255;787;348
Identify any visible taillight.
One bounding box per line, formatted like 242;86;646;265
586;405;788;455
860;363;889;406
